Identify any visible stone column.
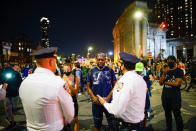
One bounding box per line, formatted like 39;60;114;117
135;20;140;57
142;21;147;57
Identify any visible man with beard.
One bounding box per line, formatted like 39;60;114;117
160;55;184;131
86;52;116;131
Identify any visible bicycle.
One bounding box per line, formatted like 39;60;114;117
180;73;191;90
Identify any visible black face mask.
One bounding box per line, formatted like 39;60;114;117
64;72;71;76
168;62;175;68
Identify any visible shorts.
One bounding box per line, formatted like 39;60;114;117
72;95;78;117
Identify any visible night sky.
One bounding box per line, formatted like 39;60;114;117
0;0;133;57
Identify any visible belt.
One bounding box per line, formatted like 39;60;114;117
114;118;145;130
122;120;145;129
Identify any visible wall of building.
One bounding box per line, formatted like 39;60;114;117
113;0;151;61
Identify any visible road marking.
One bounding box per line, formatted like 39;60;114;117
189;105;196;108
181;108;192;115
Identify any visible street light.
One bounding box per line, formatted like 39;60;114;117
134;11;150;53
87;46;93;56
108;51;113;56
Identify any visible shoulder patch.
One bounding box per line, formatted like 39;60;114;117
116;82;124;92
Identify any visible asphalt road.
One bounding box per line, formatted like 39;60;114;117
0;81;196;131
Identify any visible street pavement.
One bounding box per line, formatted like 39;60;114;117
0;81;196;131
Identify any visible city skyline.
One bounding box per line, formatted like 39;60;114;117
0;0;133;57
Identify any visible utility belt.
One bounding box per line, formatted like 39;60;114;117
113;118;145;131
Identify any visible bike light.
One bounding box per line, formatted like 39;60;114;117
5;73;12;79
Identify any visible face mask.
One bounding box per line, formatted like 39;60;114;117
64;72;71;76
168;62;175;68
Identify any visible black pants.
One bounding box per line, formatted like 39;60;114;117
186;78;195;91
161;95;183;131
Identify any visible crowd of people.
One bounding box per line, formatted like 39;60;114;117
0;46;196;131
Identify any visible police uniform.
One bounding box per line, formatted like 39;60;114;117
19;47;74;131
100;52;147;130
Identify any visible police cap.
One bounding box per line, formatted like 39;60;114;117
30;47;58;59
119;52;140;63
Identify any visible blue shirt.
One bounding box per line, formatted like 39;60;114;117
75;68;83;86
86;66;116;97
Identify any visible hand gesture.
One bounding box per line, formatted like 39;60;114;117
162;66;168;74
2;83;8;90
92;96;101;105
97;95;106;105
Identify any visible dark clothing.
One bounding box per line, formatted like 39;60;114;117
92;104;113;129
87;66;116;129
162;68;184;131
162;95;183;131
186;62;196;91
1;68;22;97
113;118;145;131
72;95;78;117
162;68;183;97
23;67;30;77
86;66;116;97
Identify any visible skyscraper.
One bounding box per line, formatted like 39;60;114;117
153;0;195;39
40;17;50;48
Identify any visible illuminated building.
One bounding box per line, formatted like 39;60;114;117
153;0;196;60
40;17;50;48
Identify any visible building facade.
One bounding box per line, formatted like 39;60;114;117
2;36;34;67
153;0;196;60
113;0;167;62
153;0;194;38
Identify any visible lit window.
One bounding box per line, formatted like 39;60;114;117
19;42;21;46
178;27;181;29
171;33;174;36
186;26;188;28
22;47;23;50
19;47;21;50
191;34;194;37
27;48;29;52
186;20;188;22
185;0;187;2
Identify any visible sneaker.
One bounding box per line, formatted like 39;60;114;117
5;122;16;130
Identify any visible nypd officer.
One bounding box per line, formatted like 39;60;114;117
19;47;74;131
97;52;147;131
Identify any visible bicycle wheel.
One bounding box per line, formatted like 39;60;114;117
180;80;187;90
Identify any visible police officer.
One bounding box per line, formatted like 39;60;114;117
86;52;116;131
19;47;74;131
97;52;147;131
159;55;183;131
